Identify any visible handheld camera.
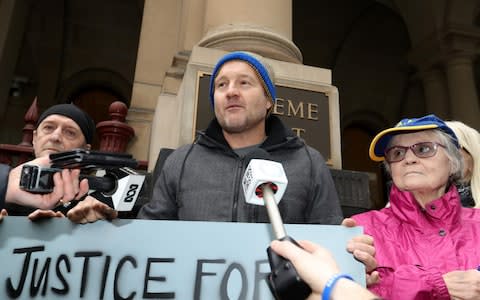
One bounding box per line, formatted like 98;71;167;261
19;149;145;212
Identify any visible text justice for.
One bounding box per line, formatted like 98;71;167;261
5;245;272;299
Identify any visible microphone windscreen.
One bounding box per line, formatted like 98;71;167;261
242;159;288;206
98;168;145;211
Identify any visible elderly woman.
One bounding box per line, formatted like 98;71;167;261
351;114;480;300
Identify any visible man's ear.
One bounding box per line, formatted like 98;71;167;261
32;130;37;146
266;98;273;110
265;100;273;117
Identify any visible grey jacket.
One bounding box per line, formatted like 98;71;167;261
138;116;343;224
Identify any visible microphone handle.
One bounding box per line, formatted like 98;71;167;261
267;236;312;300
261;183;286;239
80;175;116;192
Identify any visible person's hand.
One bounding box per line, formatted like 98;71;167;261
443;269;480;300
342;218;380;286
66;196;118;224
28;209;65;221
270;240;340;299
271;240;379;300
6;156;89;209
0;209;7;222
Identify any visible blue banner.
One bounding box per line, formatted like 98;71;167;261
0;217;364;299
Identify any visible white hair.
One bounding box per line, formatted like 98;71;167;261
446;121;480;208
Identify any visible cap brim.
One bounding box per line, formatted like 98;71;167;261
369;124;439;161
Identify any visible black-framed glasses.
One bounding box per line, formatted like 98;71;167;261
384;142;446;163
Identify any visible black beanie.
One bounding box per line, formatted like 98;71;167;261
36;104;95;144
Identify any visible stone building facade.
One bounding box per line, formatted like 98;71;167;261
1;0;479;206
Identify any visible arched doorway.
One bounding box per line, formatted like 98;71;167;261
57;69;132;149
71;87;125;150
342;125;388;208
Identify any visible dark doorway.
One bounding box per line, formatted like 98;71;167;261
72;88;124;150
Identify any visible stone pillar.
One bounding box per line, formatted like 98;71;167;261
177;0;207;51
198;0;302;63
0;0;30;116
128;0;181;162
445;55;480;129
419;67;450;119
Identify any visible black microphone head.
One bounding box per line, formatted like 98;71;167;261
244;148;272;165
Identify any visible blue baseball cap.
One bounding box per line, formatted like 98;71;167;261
369;114;460;161
209;51;276;108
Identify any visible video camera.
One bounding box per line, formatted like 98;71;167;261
19;149;145;212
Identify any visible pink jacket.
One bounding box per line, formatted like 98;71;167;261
352;185;480;299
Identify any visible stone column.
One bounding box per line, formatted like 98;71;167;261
0;0;30;116
419;67;450;119
445;54;480;129
177;0;207;51
198;0;302;63
128;0;181;162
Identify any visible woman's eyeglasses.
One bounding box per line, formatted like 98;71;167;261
384;142;446;163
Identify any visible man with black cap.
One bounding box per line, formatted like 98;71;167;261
138;51;343;224
0;104;116;222
33;103;96;157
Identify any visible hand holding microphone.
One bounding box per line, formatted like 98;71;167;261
20;150;146;214
242;157;311;300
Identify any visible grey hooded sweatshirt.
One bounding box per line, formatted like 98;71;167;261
138;116;343;224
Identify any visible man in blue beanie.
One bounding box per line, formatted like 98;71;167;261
138;51;343;224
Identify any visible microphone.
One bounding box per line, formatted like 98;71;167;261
90;167;145;212
242;159;288;239
241;156;311;300
21;149;146;213
50;167;145;214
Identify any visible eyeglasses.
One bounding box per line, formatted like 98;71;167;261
384;142;446;163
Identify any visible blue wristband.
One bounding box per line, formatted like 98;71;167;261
322;273;354;300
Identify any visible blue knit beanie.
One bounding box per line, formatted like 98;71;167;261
209;51;276;108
